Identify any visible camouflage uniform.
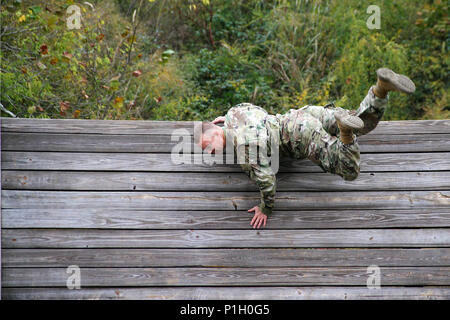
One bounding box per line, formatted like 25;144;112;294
223;86;388;215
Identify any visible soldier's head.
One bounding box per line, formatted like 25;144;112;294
194;122;226;154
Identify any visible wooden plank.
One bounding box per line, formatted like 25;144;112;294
1;132;183;153
4;151;450;172
3;132;450;153
3;228;449;248
3;248;449;267
359;134;450;153
2;117;449;135
369;119;450;135
3;208;450;229
3;267;450;287
4;286;450;300
1;118;196;135
2;117;448;301
4;171;450;192
3;190;449;210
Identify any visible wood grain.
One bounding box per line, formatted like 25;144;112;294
2;117;449;300
3;228;449;248
3;208;450;229
2;117;449;135
3;248;449;267
3;132;450;153
3;267;450;287
4;286;449;300
3;190;449;210
3;170;450;191
4;151;450;172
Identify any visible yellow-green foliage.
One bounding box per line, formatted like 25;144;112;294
0;0;192;120
1;0;448;121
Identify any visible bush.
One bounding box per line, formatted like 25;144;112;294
1;0;448;120
0;0;191;120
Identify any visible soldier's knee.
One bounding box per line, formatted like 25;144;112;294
343;169;359;181
340;150;360;181
300;114;322;129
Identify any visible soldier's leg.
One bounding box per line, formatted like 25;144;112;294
300;69;414;138
300;89;388;138
299;105;342;136
352;86;388;136
296;113;360;181
354;68;416;136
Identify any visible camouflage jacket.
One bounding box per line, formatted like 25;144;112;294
223;103;281;215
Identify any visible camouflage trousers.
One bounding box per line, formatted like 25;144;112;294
294;86;388;181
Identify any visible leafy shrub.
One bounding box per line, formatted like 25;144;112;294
1;0;448;121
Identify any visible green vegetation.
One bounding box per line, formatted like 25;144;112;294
1;0;448;120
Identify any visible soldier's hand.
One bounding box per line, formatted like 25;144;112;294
248;206;267;229
212;116;226;124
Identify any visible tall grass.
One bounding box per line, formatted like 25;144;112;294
1;0;448;120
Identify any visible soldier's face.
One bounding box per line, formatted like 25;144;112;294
200;127;225;154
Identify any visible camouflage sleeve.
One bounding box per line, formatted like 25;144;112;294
239;144;277;216
224;107;237;129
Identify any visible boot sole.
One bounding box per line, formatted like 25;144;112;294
335;111;365;130
377;68;416;94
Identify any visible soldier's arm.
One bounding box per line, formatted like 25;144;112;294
224;107;236;128
241;160;276;229
239;143;277;217
212;116;226;124
247;161;277;216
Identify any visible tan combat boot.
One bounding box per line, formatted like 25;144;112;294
373;68;416;98
335;110;364;145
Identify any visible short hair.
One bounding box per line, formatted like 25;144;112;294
194;121;217;144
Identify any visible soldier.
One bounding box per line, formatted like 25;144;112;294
194;68;415;229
